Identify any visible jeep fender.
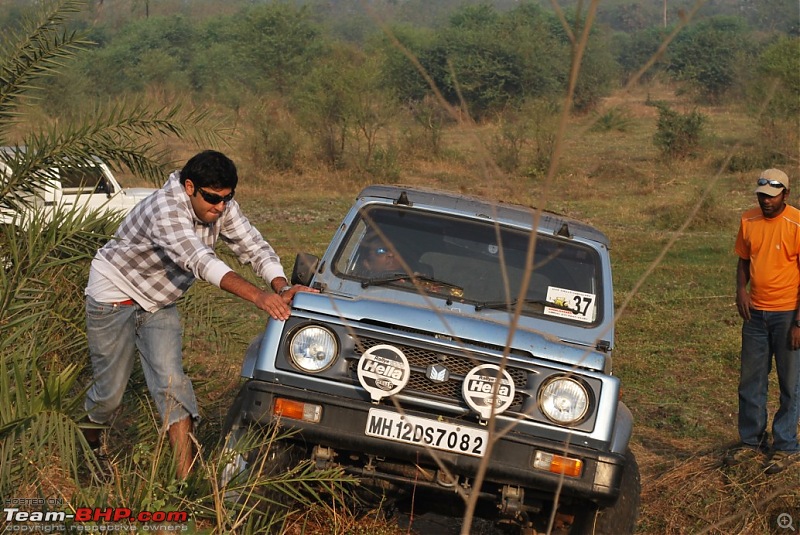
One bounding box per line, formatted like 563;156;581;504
241;337;261;379
610;401;634;454
241;318;286;378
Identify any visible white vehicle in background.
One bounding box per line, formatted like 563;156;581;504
0;146;155;226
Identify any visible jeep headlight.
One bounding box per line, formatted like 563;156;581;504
289;326;338;372
539;376;589;425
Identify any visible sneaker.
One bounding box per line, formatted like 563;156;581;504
764;450;799;475
81;428;115;484
722;444;763;467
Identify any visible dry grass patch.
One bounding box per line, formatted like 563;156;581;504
640;451;799;534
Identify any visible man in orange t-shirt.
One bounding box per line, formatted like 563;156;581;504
725;168;800;474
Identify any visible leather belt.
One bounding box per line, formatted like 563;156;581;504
112;299;135;306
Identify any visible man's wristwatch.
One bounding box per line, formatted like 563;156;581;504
278;285;293;296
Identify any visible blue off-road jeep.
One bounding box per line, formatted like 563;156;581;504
221;185;640;534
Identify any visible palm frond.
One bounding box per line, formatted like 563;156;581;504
0;206;113;331
0;0;93;134
1;101;229;191
210;426;355;533
0;0;231;512
0;348;88;495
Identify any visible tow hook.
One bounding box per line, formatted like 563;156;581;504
499;485;525;518
436;469;458;488
312;445;335;468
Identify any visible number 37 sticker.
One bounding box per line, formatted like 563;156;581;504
543;286;596;323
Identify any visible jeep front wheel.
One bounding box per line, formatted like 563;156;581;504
571;448;641;535
219;385;300;507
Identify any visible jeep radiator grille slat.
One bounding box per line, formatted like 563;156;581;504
352;336;526;407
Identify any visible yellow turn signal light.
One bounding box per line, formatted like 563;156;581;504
273;397;322;423
532;450;583;477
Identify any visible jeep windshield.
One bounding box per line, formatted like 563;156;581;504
332;204;602;325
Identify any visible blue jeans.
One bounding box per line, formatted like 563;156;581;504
84;296;199;429
739;309;800;452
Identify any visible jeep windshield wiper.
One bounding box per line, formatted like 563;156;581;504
360;273;407;288
361;273;464;297
474;298;576;313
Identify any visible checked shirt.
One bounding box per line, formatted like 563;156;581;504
88;171;286;312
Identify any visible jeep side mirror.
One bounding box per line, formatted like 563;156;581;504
291;252;319;286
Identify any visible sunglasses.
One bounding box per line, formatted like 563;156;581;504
373;247;389;256
196;187;235;205
757;178;785;189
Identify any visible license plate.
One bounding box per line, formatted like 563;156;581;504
365;408;488;457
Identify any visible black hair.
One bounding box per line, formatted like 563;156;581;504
179;150;238;190
357;230;386;254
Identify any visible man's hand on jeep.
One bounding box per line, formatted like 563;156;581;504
254;291;292;320
280;284;319;303
255;285;319;320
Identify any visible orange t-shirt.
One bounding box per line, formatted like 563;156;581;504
735;204;800;311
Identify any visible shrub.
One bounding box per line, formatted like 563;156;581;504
524;98;560;178
488;99;559;176
746;37;800;167
666;16;753;103
590;107;633;133
490;113;529;173
246;100;302;173
365;145;401;181
652;104;706;160
377;3;615;120
403;95;450;159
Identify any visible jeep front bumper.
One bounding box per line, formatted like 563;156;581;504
235;379;627;506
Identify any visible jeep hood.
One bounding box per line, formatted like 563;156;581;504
291;292;607;372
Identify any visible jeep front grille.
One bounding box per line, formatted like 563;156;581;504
352;336;527;408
